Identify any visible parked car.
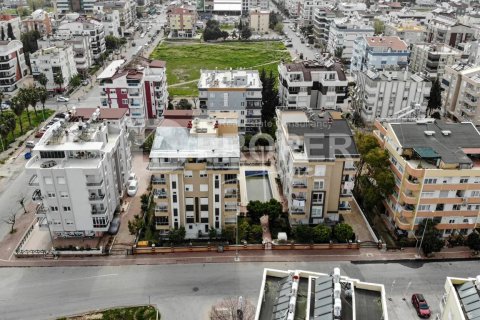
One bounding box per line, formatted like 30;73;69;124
128;172;137;183
107;217;121;235
411;294;431;318
127;180;138;197
81;79;89;86
56;96;69;102
25;141;36;149
0;102;10;110
34;129;46;138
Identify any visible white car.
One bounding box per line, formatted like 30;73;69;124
128;172;137;183
140;33;146;38
127;180;138;197
56;96;69;102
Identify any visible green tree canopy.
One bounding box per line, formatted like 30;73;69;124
169;226;186;244
293;225;313;243
312;224;332;243
334;223;354;243
427;78;442;116
467;231;480;251
418;219;444;255
247;199;282;224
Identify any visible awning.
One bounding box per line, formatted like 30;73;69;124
413;147;439;158
462;148;480;154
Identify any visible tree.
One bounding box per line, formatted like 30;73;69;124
259;68;279;138
105;35;121;51
249;224;263;243
140;193;150;212
238;219;250;242
0;27;4;41
7;23;15;40
427;78;442;116
18;196;28;214
240;25;252;40
269;11;279;29
24;86;39;120
36;72;48;88
467;231;480;251
54;72;65;92
313;224;332;243
37;87;48;121
3;211;17;234
69;74;81;88
142;133;155;152
0;121;9;151
334;223;354;243
10;96;24;135
247;199;282;224
176;98;192;110
0;111;16;143
274;23;284;34
418;219;444;255
221;31;229;40
208;227;218;240
18;89;32;128
293;225;313;243
373;19;385;35
128;214;145;235
223;225;236;243
169;226;186;244
209;297;256;320
334;47;343;58
203;19;223;41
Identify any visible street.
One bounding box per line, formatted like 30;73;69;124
282;21;318;61
0;260;477;320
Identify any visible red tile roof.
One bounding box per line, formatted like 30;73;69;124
149;60;166;68
365;36;408;50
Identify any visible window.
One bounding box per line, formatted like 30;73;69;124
50;206;58;211
421;192;435;198
200;171;207;178
463;218;470;223
122;99;128;104
215;194;219;202
40;151;65;159
312;192;324;204
215;208;220;216
44;177;53;185
313;180;324;190
200;184;208;192
172;192;177;203
225;174;237;183
448;219;455;223
311;206;323;217
63;206;71;211
314;165;326;176
200;205;208;211
424;178;437;184
417;204;431;211
460;177;469;184
184;171;193;178
471;191;480;197
60;192;69;198
215;180;219;188
173;208;178;216
444;229;452;235
155;216;169;226
171;181;177;189
57;177;66;184
185;184;193;192
65;220;74;225
47;192;56;198
452;204;461;210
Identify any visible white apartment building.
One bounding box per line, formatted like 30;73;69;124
312;8;335;46
56;0;96;14
249;9;269;33
384;21;426;46
57;18;106;61
148;115;240;238
443;64;480;124
98;58;168;132
242;0;268;13
38;36;93;77
440;276;480;320
0;14;21;40
26;108;132;238
426;15;474;48
277;60;349;111
31;45;78;93
299;0;322;27
351;36;409;72
94;10;122;37
198;69;262;133
327;18;374;60
0;40;28;93
94;1;137;29
411;43;466;79
276;109;359;225
354;70;431;123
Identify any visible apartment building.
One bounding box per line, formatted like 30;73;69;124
26;108;132;238
255;268;388;320
98;58;168;130
198;69;262;133
327;18;374;60
148;114;240;238
167;5;198;38
242;0;268;13
57;18;106;61
411;43;466;79
38;36;93;76
374;119;480;237
21;9;53;36
249;9;269;33
440;276;480;320
276;108;359;225
442;64;480;124
351;36;409;72
31;45;78;93
277;60;348;111
95;0;137;29
137;0;150;16
426;15;474;48
56;0;96;14
93;10;121;37
0;15;21;40
0;40;28;93
312;8;336;46
354;70;431;123
384;21;426;46
299;0;322;27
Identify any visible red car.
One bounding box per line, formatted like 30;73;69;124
34;130;45;138
411;294;431;318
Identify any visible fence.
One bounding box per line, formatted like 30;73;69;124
133;242;360;254
15;223;36;255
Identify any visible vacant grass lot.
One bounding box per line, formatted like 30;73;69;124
149;41;291;97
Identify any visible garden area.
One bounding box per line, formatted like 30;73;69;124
57;305;159;320
149;41;291;97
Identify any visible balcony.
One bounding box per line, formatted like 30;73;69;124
290;207;305;214
35;203;47;217
206;162;240;170
89;194;105;201
91;208;107;215
152;177;166;185
86;179;104;187
292;181;307;189
400;191;417;205
224;190;238;198
404;177;421;191
154;190;168;199
225;205;237;212
29;174;39;186
155;206;168;213
395;215;413;230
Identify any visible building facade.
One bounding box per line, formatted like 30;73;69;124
351;36;409;72
249;9;269;33
278;60;348;111
149;115;240;238
26;108;132;238
312;8;335;47
374;119;480;238
56;0;97;14
0;15;21;40
299;0;322;27
31;45;78;93
426;15;474;48
327;18;375;60
21;9;53;36
354;70;431;123
276;109;359;225
0;40;29;93
167;5;197;38
94;1;137;30
410;43;466;79
198;69;262;133
384;21;426;46
57;18;106;61
442;64;480;124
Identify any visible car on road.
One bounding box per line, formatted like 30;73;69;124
140;32;146;38
0;102;9;110
25;141;36;149
56;96;69;102
128;172;137;184
81;79;89;86
305;43;309;47
411;294;431;318
127;180;138;197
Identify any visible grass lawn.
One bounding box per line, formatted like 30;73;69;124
57;305;159;320
149;41;291;97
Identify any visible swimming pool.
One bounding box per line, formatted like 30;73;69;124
245;171;273;202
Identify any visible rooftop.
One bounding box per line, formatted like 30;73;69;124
74;107;128;120
414;43;463;54
97;59;126;80
389;121;480;166
364;70;429;82
282;60;347;81
365;36;408;51
199;69;261;89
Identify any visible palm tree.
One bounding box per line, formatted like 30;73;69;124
2;111;16;140
37;73;48;89
0;121;8;151
26;87;39;120
17;89;32;129
54;73;64;93
0;92;4;115
10;96;24;135
37;87;48;121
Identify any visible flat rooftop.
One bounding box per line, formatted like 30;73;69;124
282;60;347;81
365;36;408;51
198;69;261;89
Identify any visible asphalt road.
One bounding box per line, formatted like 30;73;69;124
0;260;477;320
282;22;318;61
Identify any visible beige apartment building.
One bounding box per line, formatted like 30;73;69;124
374;119;480;238
276;109;359;225
149;114;240;238
442;63;480;124
410;43;466;79
167;5;197;38
249;9;269;33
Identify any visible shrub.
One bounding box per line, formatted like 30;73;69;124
312;224;331;243
334;223;354;243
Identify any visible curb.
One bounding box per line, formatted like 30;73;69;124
351;256;480;264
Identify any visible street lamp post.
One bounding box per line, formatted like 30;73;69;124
235;211;240;262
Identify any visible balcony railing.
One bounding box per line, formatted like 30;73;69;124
154;192;168;199
155;206;168;212
91;208;107;215
86;179;104;186
89;194;105;201
152;178;166;185
35;203;47;216
29;174;39;186
225;191;238;198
